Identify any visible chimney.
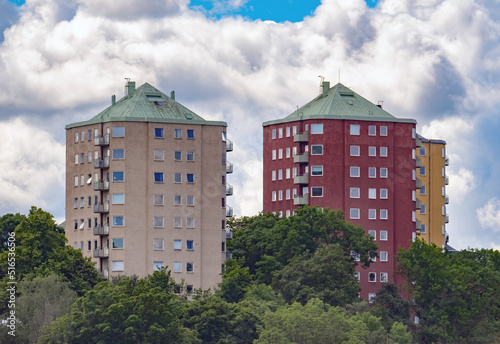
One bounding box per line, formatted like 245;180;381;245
126;81;136;96
171;90;175;101
322;81;330;97
111;95;116;106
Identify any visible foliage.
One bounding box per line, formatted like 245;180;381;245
217;258;253;303
0;213;23;253
397;239;500;343
371;282;411;331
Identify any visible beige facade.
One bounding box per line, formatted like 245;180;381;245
416;135;448;247
65;82;232;291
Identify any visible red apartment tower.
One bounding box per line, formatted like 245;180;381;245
262;81;418;300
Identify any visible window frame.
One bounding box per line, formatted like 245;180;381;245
154;128;164;138
311;145;323;155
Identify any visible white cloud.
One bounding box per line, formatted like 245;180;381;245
447;168;476;203
477;198;500;232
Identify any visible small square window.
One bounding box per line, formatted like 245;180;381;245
380;168;388;178
311;123;323;134
368;125;376;136
174;151;182;161
311;187;323;197
368;230;376;240
368;146;376;157
112;216;124;227
380;230;388;241
368;188;377;199
380;189;388;199
186;195;194;206
380;126;388;136
311;145;323;155
187;174;194;183
112;261;124;272
174;173;182;183
350;145;360;156
113;171;124;182
419;166;426;176
368;167;376;178
112;149;124;160
186;262;194;273
380;272;388;282
154;128;164;138
311;166;323;176
419;185;426;195
174;217;182;228
420;224;427;234
350;187;360;198
174;129;182;138
113;126;124;137
187;240;194;250
187;129;194;139
174;240;182;250
350;124;360;135
112;238;124;249
419;146;426;156
369;209;376;220
420;204;426;214
174;262;182;272
350;166;360;177
154;261;163;271
174;195;182;205
187;151;194;161
154;194;164;205
380;147;388;157
369;272;376;282
380;209;388;219
350;208;360;219
380;251;388;261
112;194;125;204
154;216;164;228
154;173;164;183
186;217;195;228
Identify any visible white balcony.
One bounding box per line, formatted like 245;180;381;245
93;179;109;191
226;161;233;174
226;184;233;196
293;132;309;143
226;139;233;152
226;205;233;218
94;156;110;169
94;133;110;146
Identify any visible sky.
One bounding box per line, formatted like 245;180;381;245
0;0;499;251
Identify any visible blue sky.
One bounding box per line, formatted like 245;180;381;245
0;0;499;251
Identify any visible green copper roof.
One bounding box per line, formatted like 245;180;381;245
263;82;416;126
66;82;226;129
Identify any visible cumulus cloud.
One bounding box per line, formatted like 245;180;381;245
477;198;500;232
0;117;65;218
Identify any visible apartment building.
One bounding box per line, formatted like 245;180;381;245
262;81;418;300
416;135;448;247
65;81;233;291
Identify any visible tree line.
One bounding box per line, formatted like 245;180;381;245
0;206;499;343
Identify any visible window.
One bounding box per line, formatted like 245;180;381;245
187;174;194;183
272;150;276;160
154;149;164;161
88;130;92;141
380;189;388;199
74;154;78;165
420;204;426;214
187;240;194;250
350;145;360;156
311;187;323;197
278;128;283;138
112;171;124;182
380;126;388;136
174;240;182;250
286;127;290;137
380;147;388;157
174;129;182;138
380;273;388;283
154;173;164;183
187;151;194;161
311;123;323;134
368;188;377;199
350;166;360;177
419;166;426;175
311;166;323;176
112;238;124;249
278;149;283;159
368;146;376;157
87;240;91;250
368;125;377;136
174;262;182;272
369;272;376;282
80;175;85;186
350;187;360;198
278;190;283;201
380;231;388;241
154;194;164;205
351;251;360;261
272;170;276;181
350;124;360;135
174;195;182;205
186;217;194;228
354;272;360;281
186;262;194;273
75;132;79;143
286;147;291;158
74;198;78;208
369;209;376;220
74;176;78;187
154;216;164;228
187;129;194;139
380;251;388;261
292;126;297;135
420;224;427;234
286;189;291;200
112;149;124;159
272;129;276;139
419;146;426;156
88;197;91;207
113;126;125;137
80;197;84;208
286;168;291;179
154;128;164;138
380;168;388;178
88;152;92;163
311;145;323;155
154;262;163;271
368;230;376;240
272;191;277;202
380;209;388;219
350;208;360;219
186;195;194;206
174;217;182;228
419;185;426;195
174;151;182;161
368;167;376;178
278;169;283;180
112;194;124;204
174;173;181;183
112;216;124;227
153;239;164;250
111;261;124;271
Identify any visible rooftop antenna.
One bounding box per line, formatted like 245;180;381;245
338;68;341;83
318;75;325;85
124;78;130;96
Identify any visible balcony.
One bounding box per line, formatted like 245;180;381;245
226;161;233;174
445;214;449;223
416;178;422;189
93;179;109;191
94;156;110;169
93;201;110;214
93;247;109;258
225;228;233;240
416;157;422;168
226;250;233;260
99;269;109;280
293;152;309;164
445;195;449;204
293;131;309;143
416;136;422;147
294;173;309;185
415;198;422;210
226;184;233;196
226;205;233;218
445;176;449;185
445;156;449;166
93;224;109;236
94;133;110;146
226;139;233;152
293;194;309;206
416;219;422;231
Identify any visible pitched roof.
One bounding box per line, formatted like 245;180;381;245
66;82;226;129
263;82;416;126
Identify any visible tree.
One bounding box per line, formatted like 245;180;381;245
371;282;411;331
217;258;253;303
0;213;23;253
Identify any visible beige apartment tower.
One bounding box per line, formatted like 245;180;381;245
65;81;233;291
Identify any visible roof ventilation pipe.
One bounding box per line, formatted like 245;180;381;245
322;81;330;98
171;90;175;101
126;81;136;96
111;95;116;106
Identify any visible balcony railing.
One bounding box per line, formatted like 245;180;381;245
293;131;309;143
226;250;233;260
445;176;449;185
100;269;109;279
94;133;110;146
416;219;422;231
445;156;449;166
94;156;110;169
416;136;422;147
226;184;233;196
416;178;422;189
226;161;233;174
226;139;233;152
93;224;109;236
294;173;309;185
226;205;233;218
93;201;110;214
445;214;449;223
293;194;309;206
293;152;309;164
93;247;109;258
415;198;422;210
416;157;422;168
445;195;449;204
93;179;109;191
225;228;233;240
